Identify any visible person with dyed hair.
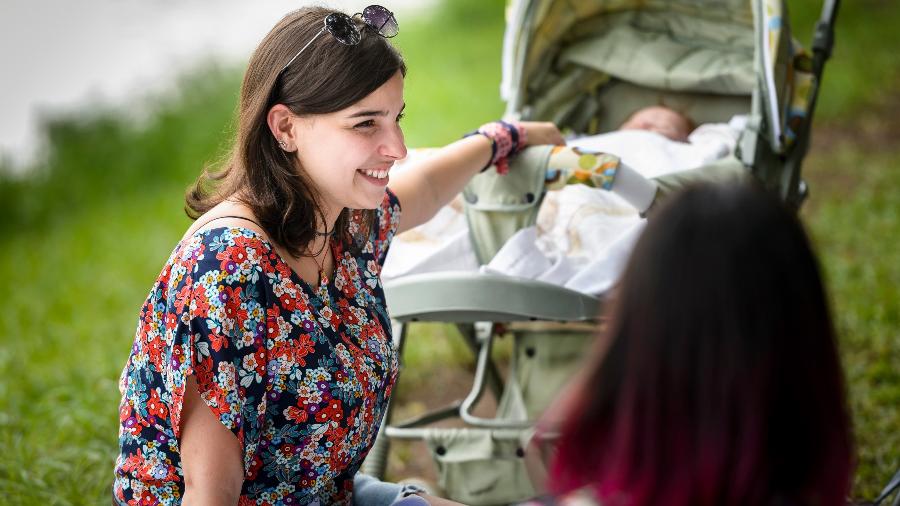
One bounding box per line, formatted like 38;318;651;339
525;181;854;506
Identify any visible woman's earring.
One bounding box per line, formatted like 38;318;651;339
278;139;288;150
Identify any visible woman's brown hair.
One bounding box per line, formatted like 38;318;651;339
186;7;406;257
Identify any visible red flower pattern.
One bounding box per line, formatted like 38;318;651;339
114;190;401;504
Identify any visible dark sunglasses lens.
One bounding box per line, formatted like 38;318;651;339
325;13;361;45
362;5;398;37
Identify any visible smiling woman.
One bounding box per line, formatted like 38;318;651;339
111;4;562;505
282;71;408;215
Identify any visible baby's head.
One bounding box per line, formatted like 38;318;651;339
619;105;694;142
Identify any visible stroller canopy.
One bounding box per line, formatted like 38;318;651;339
501;0;794;151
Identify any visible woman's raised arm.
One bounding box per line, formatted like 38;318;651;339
390;121;564;234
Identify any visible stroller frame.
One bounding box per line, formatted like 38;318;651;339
363;1;842;503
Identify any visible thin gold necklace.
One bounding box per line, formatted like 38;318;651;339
312;246;328;282
305;222;333;297
306;232;332;299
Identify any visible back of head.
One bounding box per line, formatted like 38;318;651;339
549;182;853;506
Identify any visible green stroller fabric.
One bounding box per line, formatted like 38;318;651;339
422;329;594;506
464;145;749;263
464;146;553;264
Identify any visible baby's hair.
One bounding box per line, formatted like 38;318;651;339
619;103;696;140
654;99;696;131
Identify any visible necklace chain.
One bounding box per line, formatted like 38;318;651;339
307;230;330;286
312;247;327;275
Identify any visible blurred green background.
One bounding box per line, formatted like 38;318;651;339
0;0;897;503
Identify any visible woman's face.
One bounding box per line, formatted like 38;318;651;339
291;71;407;218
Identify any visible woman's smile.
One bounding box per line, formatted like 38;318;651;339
357;165;393;186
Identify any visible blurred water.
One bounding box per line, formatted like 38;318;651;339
0;0;434;171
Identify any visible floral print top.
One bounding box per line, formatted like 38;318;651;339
114;189;402;505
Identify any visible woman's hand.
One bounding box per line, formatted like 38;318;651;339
390;120;565;234
519;120;565;147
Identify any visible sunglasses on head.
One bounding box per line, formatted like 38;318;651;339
281;5;398;74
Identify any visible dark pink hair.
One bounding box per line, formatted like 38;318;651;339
548;182;853;506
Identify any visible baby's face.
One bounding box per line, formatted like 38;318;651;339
620;106;692;142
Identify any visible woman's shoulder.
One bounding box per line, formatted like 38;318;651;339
169;225;281;285
180;224;271;257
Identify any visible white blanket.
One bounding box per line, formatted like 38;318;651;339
382;119;743;295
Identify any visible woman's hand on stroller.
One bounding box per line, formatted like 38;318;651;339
389;121;564;234
519;121;565;147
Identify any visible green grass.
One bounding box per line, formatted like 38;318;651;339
0;189;189;503
803;144;900;497
789;0;900;120
0;62;244;505
791;2;900;491
0;0;897;502
390;1;507;146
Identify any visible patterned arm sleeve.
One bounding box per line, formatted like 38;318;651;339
167;229;271;475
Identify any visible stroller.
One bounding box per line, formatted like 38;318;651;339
362;0;841;504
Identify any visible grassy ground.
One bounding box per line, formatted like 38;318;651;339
0;0;897;503
790;0;900;495
803;126;900;497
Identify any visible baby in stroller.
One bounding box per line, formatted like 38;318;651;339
382;107;746;295
620;105;694;141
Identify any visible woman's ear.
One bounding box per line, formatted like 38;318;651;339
267;104;297;152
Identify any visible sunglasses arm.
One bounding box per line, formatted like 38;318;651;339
281;26;326;74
